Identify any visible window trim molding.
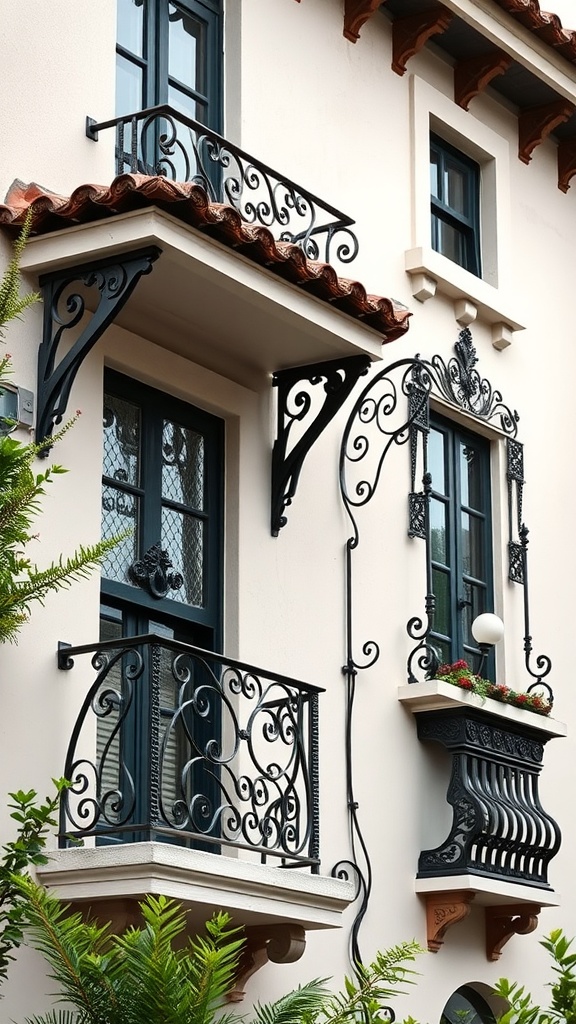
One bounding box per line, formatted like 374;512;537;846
407;75;525;341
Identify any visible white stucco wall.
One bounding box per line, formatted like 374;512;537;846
2;0;576;1021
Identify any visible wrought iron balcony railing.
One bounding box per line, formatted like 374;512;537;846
86;105;359;267
57;634;321;870
416;707;561;889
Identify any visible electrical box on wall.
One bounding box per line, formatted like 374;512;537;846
0;384;34;434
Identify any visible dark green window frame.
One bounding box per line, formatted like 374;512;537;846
116;0;223;131
430;133;481;278
428;414;493;669
101;369;224;650
99;371;224;846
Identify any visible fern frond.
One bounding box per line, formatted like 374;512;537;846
251;979;331;1024
0;213;39;338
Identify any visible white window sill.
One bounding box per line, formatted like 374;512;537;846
36;842;355;934
397;680;566;737
405;247;525;347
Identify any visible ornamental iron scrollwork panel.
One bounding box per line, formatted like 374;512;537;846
416;708;561;888
334;331;553;965
271;356;370;536
37;248;160;451
57;634;321;869
87;105;360;267
507;439;525;583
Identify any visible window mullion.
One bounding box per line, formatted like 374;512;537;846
141;404;164;557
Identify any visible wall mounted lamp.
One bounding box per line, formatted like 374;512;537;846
471;612;505;676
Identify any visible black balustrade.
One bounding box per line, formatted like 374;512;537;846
86;105;359;266
416;707;560;888
57;634;321;869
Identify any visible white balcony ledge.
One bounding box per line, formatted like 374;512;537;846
415;873;560;908
21;209;388;389
36;842;355;934
397;680;567;738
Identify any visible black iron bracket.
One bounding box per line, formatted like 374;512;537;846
271;355;370;536
37;247;160;451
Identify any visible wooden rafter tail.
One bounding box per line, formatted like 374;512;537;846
485;905;541;963
518;100;574;164
558;137;576;192
392;9;453;76
454;50;512;111
343;0;383;42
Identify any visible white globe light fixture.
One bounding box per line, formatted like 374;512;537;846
471;612;504;675
471;613;505;647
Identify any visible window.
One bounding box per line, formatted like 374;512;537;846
116;0;222;129
441;986;497;1024
428;415;493;667
99;372;224;843
430;134;481;277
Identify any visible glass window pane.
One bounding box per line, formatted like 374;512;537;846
103;395;141;485
162;422;204;509
428;428;446;495
117;0;145;57
169;3;204;90
101;486;139;583
462;583;487;648
432;568;451;638
444;158;468;216
430;498;447;565
116;53;144;116
460;441;484;510
167;84;198;120
430;150;439;198
461;511;485;580
161;507;203;606
437;220;466;266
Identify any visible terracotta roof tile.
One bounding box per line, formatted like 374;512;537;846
0;175;411;345
492;0;576;64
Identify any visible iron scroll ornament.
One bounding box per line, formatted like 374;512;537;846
333;329;553;965
128;543;184;599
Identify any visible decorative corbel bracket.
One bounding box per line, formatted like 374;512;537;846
227;924;306;1002
392;9;453;76
454;50;512;111
344;0;383;42
423;891;475;952
558;137;576;193
485;904;541;962
518;100;574;164
271;355;370;535
37;247;160;452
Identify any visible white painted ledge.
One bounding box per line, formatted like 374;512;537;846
37;843;355;931
415;873;560;908
397;680;567;738
405;246;525;337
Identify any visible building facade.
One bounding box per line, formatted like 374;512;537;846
1;0;576;1020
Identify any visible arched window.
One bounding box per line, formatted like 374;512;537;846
440;985;497;1024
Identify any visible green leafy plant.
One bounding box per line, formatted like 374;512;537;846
13;878;422;1024
0;783;68;987
494;930;576;1024
434;660;552;717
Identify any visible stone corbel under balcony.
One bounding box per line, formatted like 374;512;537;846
405;247;525;348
